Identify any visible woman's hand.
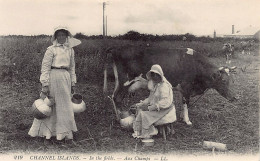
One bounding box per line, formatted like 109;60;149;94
130;104;137;109
135;102;144;108
148;104;158;111
40;86;49;99
71;86;76;94
130;102;142;109
141;106;149;111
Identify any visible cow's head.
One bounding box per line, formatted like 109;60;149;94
211;66;237;101
124;74;148;93
223;43;234;52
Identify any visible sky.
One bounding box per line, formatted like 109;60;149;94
0;0;260;36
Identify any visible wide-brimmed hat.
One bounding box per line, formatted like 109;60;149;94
51;26;72;43
51;26;81;48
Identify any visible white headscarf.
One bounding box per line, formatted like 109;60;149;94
146;64;173;89
51;26;81;48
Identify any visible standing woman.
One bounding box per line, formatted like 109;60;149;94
28;26;81;145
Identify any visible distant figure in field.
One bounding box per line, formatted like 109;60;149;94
28;26;81;145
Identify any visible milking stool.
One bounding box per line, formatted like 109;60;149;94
154;107;176;140
154;123;175;140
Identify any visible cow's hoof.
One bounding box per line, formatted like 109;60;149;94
171;129;175;135
184;120;192;126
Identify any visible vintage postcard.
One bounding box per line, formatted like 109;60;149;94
0;0;259;161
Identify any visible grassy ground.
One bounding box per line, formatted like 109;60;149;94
0;39;259;157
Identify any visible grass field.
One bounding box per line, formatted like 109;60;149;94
0;37;259;157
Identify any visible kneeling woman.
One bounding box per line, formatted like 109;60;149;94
132;64;175;139
28;26;81;144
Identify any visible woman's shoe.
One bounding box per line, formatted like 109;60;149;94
132;134;151;139
55;139;65;145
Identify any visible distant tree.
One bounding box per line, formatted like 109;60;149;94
184;33;196;41
123;30;141;40
74;33;87;39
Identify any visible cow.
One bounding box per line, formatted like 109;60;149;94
222;43;235;64
103;45;236;125
240;40;254;55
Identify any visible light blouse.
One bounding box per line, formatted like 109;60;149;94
141;81;173;111
40;43;76;87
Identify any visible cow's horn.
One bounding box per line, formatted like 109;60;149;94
135;73;143;79
124;80;134;86
218;67;224;70
230;66;237;70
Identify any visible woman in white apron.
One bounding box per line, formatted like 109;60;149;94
28;26;81;145
132;64;176;139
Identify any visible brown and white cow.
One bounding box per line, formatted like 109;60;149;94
103;45;236;125
222;43;235;64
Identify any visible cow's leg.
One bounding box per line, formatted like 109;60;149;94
182;103;192;125
111;62;128;119
179;96;192;125
112;62;119;98
225;54;228;64
177;84;192;125
112;62;127;105
228;53;231;64
111;61;120;120
226;54;229;64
